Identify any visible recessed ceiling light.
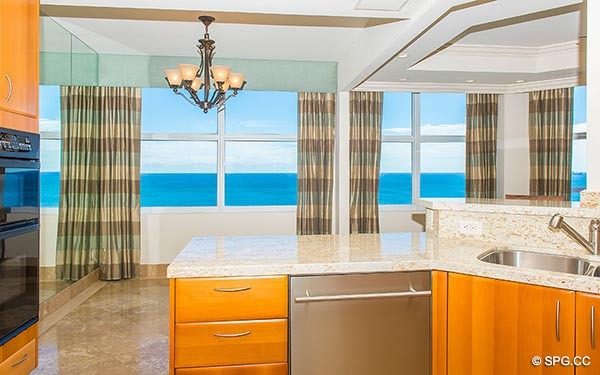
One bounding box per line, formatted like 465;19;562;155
397;52;409;58
465;79;475;83
515;80;525;83
399;78;408;81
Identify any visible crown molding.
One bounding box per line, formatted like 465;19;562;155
444;41;579;58
408;41;580;74
356;76;581;94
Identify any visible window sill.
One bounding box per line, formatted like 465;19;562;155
42;206;297;215
141;206;297;214
379;204;424;212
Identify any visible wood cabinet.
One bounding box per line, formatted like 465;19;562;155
432;271;448;375
175;320;288;368
175;277;288;323
447;273;575;375
170;276;288;375
175;363;288;375
0;324;37;375
0;0;39;131
576;292;600;374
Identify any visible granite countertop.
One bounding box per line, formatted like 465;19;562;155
167;232;600;294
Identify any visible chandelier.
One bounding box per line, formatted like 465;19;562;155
164;16;246;113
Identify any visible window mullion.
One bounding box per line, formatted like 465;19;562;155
217;106;226;209
412;92;421;205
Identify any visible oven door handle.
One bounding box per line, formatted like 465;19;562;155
0;224;39;240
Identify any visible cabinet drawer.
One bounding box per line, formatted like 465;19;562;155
0;339;36;375
175;319;288;368
175;363;288;375
175;276;288;322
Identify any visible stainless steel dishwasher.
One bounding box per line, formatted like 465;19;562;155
290;271;431;375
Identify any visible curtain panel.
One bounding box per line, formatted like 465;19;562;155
466;93;499;199
349;91;383;234
529;88;574;200
297;92;336;235
56;86;141;281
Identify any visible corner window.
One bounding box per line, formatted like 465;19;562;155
572;86;587;201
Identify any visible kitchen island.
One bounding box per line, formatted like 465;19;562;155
168;232;600;293
168;232;600;375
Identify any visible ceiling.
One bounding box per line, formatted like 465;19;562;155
42;17;365;61
40;0;586;91
40;0;424;19
459;12;581;47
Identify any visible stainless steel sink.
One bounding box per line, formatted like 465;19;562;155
478;249;593;275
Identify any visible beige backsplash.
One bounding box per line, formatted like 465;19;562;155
426;208;598;256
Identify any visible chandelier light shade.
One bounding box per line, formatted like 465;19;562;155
164;16;247;113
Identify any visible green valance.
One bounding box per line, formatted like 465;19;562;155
40;52;338;92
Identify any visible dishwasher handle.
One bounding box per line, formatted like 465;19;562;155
294;290;431;303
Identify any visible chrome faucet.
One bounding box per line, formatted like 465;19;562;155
549;214;600;256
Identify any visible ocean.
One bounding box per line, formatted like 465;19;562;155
40;172;587;207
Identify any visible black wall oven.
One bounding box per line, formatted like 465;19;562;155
0;128;40;345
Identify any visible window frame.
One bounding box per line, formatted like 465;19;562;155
381;92;466;207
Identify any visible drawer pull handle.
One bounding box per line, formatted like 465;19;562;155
213;287;252;293
556;300;561;342
4;74;12;103
213;331;251;338
11;353;28;367
592;305;596;349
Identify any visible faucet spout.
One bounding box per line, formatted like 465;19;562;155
549;214;598;255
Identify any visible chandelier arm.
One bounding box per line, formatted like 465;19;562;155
175;91;200;107
204;47;216;104
216;91;239;107
208;87;221;106
185;87;203;106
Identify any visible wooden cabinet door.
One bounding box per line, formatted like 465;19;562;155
448;273;575;375
432;271;448;375
576;292;600;374
0;0;38;118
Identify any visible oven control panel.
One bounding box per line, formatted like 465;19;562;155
0;128;39;160
0;133;32;152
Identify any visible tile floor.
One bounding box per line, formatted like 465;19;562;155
33;279;169;375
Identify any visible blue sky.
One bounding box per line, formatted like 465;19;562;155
39;85;587;173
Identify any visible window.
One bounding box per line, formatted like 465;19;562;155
420;142;465;198
39;85;61;207
224;91;298;206
572;86;587;202
380;92;466;204
142;89;297;207
39;86;298;208
225;142;297;206
141;141;217;206
380;142;412;204
141;88;218;207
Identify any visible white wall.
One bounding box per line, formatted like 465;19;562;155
40;212;59;267
497;93;530;197
40;208;425;266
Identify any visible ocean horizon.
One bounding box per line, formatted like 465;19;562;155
40;172;587;207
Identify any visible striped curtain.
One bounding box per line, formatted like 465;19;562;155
466;93;499;199
529;88;573;200
349;91;383;234
56;86;141;281
297;93;336;235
